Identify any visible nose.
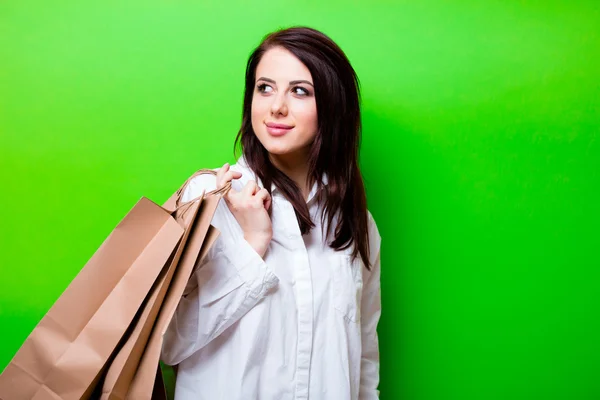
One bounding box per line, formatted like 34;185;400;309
270;91;288;117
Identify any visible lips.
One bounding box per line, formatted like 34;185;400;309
266;122;293;129
265;122;294;137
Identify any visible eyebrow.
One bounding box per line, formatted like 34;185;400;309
257;77;314;87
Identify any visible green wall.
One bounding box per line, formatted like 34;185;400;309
1;1;599;399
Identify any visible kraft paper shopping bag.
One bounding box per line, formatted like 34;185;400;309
0;169;227;400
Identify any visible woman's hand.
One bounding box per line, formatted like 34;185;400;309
216;163;273;258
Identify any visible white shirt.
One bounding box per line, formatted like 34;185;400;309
161;156;382;400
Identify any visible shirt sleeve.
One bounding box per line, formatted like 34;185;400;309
160;173;279;366
359;213;382;399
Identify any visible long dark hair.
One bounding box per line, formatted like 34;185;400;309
234;26;371;269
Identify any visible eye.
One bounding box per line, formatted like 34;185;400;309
292;86;310;96
257;83;273;94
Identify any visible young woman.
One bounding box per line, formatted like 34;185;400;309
161;26;381;400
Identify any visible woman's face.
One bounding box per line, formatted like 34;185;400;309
251;46;318;160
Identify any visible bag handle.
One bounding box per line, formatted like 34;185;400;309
171;169;231;214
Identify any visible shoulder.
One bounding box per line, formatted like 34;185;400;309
181;170;218;203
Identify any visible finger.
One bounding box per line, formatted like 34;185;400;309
216;163;229;188
222;171;243;204
217;170;234;189
218;169;242;189
242;180;259;197
254;188;271;210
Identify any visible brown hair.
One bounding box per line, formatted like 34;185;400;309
234;26;371;269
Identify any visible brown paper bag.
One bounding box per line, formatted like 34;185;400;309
0;197;185;400
0;169;225;400
96;200;204;400
99;170;225;400
99;172;224;399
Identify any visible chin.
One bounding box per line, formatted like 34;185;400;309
256;132;312;158
254;135;290;155
263;144;296;155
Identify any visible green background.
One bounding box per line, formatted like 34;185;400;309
1;1;599;399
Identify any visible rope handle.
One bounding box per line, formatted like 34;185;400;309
171;169;230;214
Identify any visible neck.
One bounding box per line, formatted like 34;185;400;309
269;151;311;201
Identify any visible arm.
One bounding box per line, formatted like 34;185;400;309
359;214;382;399
160;173;279;365
161;233;278;365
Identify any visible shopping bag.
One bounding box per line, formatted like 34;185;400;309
99;170;224;399
0;197;183;400
0;169;226;400
96;200;203;400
